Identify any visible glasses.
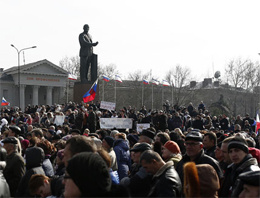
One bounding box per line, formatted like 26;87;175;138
184;142;201;147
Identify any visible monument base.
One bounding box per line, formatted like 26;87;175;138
74;82;99;104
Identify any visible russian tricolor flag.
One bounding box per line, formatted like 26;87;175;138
256;113;260;135
102;75;110;82
1;97;10;106
143;79;149;84
162;80;170;86
151;78;159;85
83;79;98;103
115;75;122;83
68;73;77;80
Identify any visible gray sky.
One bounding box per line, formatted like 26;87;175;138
1;0;260;82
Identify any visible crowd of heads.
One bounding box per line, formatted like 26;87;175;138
0;101;259;197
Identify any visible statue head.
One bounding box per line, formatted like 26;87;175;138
83;24;89;33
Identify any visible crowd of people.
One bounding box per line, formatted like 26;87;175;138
0;100;259;198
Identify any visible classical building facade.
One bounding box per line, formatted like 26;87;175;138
0;59;68;110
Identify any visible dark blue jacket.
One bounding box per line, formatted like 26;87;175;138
113;139;131;180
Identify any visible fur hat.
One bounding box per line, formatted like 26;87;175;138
163;141;180;154
184;162;220;198
66;152;111;197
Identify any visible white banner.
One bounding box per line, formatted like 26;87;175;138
100;101;116;111
54;115;65;126
137;123;150;133
100;118;133;129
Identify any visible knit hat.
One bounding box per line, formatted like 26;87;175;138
66;152;111;197
163;141;180;154
21;139;29;149
228;137;248;153
140;129;155;140
104;136;115;148
127;134;139;144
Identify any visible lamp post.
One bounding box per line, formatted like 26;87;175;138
11;44;37;109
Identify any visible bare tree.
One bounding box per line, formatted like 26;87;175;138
127;70;151;81
59;56;80;76
98;63;120;78
165;65;191;107
224;58;260;116
225;58;249;89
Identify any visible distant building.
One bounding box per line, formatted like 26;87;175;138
0;59;68;110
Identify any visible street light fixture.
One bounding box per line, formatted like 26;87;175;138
11;44;37;109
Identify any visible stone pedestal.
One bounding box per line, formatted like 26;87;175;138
74;82;99;104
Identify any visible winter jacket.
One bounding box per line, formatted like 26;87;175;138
204;145;216;159
223;154;259;198
113;139;131;180
120;164;153;197
176;149;223;185
50;175;64;197
0;171;10;198
16;147;45;197
3;151;25;197
42;156;54;177
148;161;182;197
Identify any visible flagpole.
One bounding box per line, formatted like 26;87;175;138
66;79;69;103
152;84;154;110
162;85;164;108
171;83;173;107
103;79;105;101
115;80;117;104
142;82;144;106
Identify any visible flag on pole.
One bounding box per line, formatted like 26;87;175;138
83;79;98;103
151;78;159;85
256;113;260;135
1;97;10;106
143;79;149;85
68;73;77;80
162;80;170;86
102;75;110;82
115;75;122;83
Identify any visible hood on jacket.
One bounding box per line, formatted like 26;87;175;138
25;147;44;169
113;139;129;151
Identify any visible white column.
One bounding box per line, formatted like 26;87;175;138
32;85;39;106
59;87;65;103
46;86;53;105
20;84;26;111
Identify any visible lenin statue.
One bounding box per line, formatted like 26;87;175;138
79;24;98;83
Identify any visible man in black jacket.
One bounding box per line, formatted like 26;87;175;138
176;131;223;185
2;137;25;197
140;150;182;197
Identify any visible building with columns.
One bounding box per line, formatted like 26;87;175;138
0;59;68;110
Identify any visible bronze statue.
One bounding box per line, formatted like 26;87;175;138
79;24;98;83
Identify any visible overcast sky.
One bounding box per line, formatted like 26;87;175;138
1;0;260;82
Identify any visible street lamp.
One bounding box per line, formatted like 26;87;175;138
11;44;37;109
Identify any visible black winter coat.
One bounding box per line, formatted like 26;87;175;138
148;161;182;197
16;147;45;197
176;149;223;185
219;154;259;198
